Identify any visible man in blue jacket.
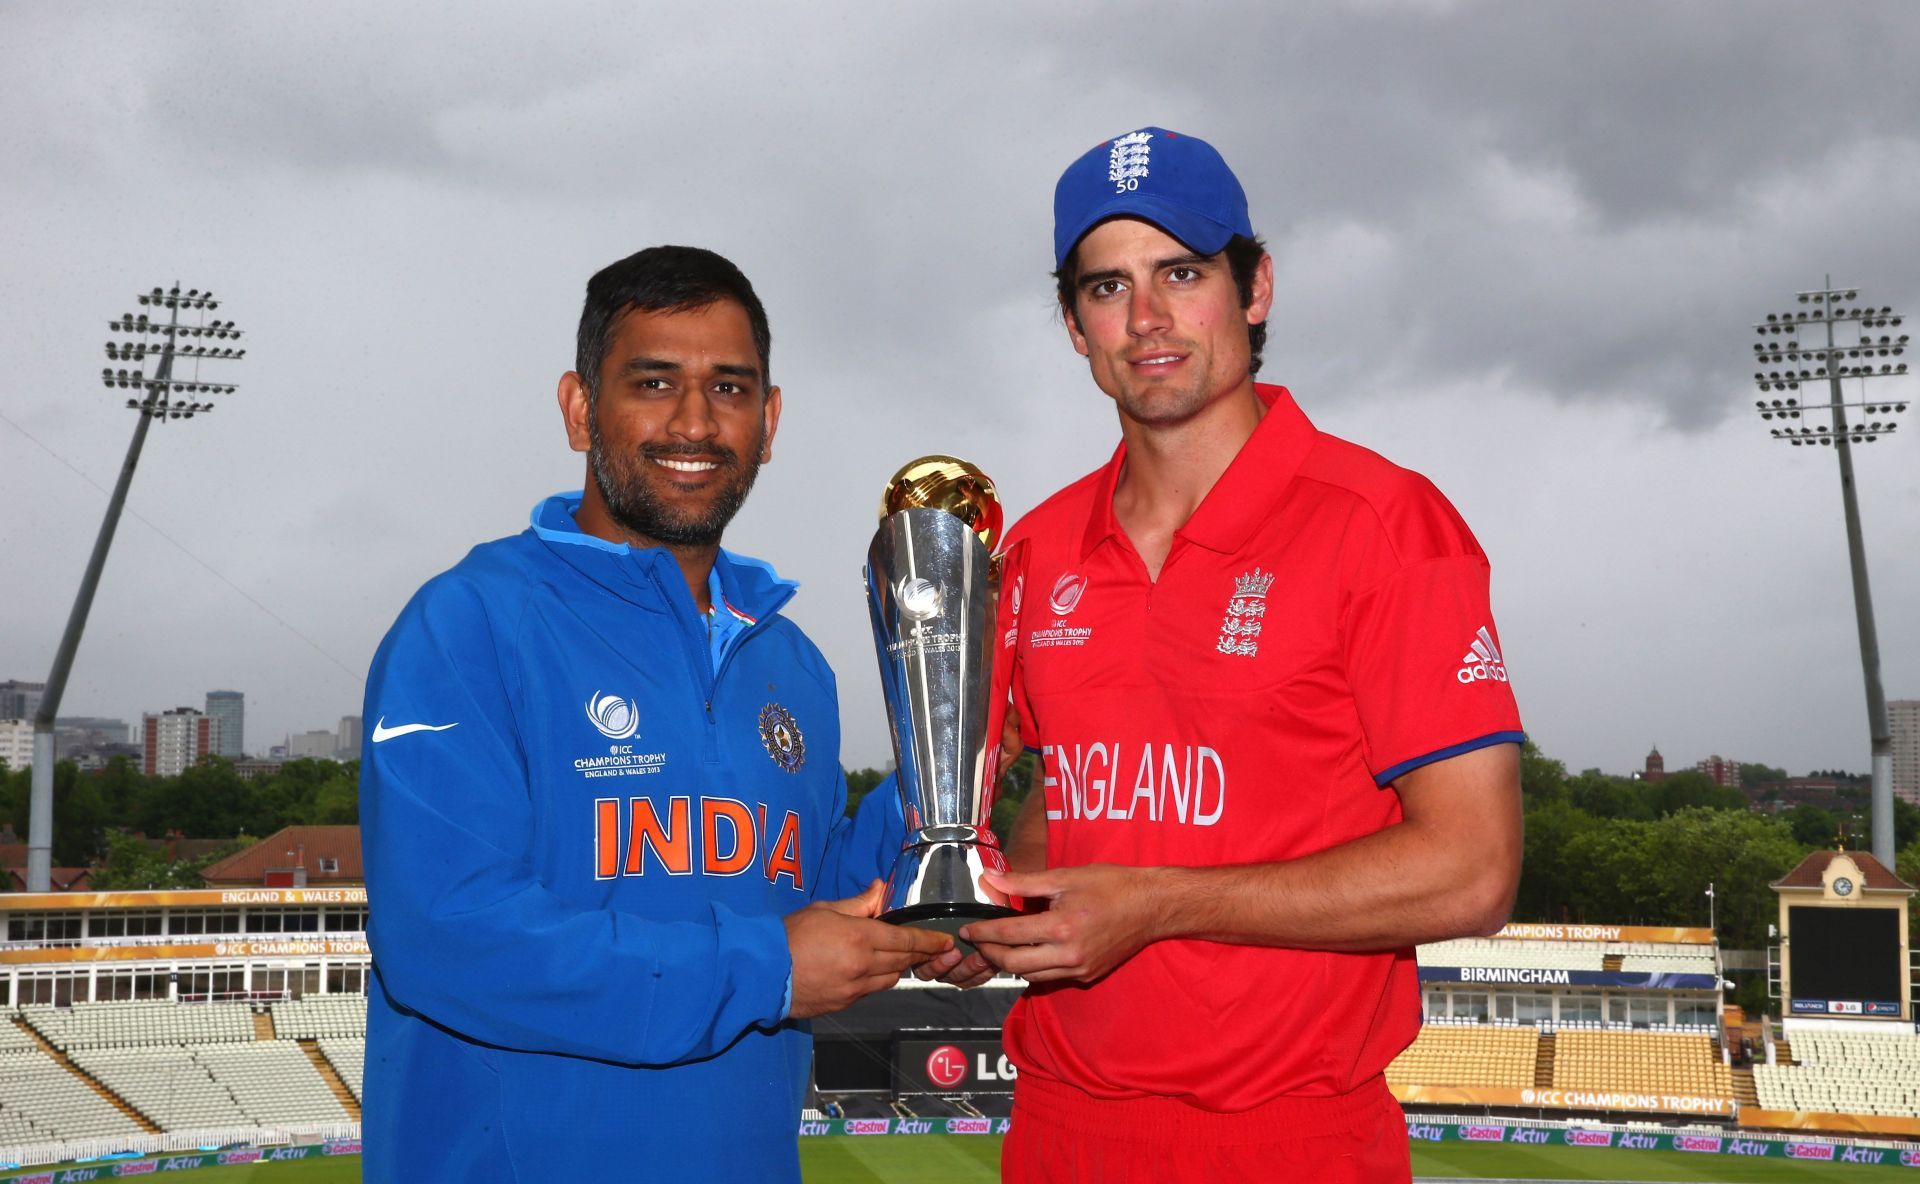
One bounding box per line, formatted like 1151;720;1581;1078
361;245;950;1182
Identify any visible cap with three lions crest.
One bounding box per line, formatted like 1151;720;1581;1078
1052;126;1253;267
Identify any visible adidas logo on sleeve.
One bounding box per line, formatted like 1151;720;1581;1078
1455;626;1510;685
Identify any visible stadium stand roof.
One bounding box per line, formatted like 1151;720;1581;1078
1770;849;1913;894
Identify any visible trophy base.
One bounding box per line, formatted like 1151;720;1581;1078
880;902;1020;959
879;835;1017;957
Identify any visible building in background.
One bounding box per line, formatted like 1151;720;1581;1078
1641;746;1666;783
288;730;337;760
205;690;245;759
0;680;45;721
1894;699;1919;805
200;825;363;888
336;715;362;758
53;718;136;770
0;720;33;771
1695;754;1742;788
142;707;218;778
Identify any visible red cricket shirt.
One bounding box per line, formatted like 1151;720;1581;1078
999;383;1524;1111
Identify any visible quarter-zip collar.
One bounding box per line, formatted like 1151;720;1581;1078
527;492;799;630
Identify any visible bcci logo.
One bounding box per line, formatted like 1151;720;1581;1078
759;703;806;773
585;691;639;739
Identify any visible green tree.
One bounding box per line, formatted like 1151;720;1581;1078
1568;771;1654;821
843;767;888;817
1741;762;1789;786
1895;796;1920;852
1513;797;1586;921
4;761;111;866
990;750;1038;839
136;758;252;839
92;831;254;890
1784;804;1839;848
1518;740;1569;804
1650;770;1745;817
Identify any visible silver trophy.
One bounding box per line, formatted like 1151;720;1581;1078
867;457;1021;937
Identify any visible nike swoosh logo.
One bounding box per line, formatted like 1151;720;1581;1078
371;717;459;743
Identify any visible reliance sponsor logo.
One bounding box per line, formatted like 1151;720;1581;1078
1675;1135;1723;1153
945;1119;992;1135
1459;1125;1506;1143
1786;1142;1837;1161
1406;1123;1444;1143
844;1119;890;1136
1790;998;1830;1013
1564;1130;1614;1147
1619;1133;1659;1150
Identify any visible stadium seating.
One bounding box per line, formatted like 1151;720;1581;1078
0;1046;144;1144
270;995;367;1040
190;1040;350;1124
1550;1029;1732;1099
1418;939;1605;971
1386;1018;1538;1089
318;1036;364;1102
67;1045;251;1130
20;999;254;1050
1;999;366;1138
1754;1024;1920;1118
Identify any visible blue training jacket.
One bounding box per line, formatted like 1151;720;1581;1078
361;493;902;1183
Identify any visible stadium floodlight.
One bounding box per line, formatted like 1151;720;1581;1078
1745;278;1910;869
25;284;247;893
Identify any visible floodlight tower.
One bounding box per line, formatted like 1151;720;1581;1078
25;285;244;892
1748;280;1909;867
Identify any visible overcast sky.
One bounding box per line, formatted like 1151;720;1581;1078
4;1;1917;780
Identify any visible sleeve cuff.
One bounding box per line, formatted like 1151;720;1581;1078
1374;731;1527;787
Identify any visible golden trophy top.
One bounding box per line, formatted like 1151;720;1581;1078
880;455;1002;552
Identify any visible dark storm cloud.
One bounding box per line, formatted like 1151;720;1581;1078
2;1;1916;777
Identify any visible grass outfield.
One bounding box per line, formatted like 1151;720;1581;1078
806;1137;1920;1182
22;1137;1920;1182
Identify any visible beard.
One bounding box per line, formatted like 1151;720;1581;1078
587;408;763;548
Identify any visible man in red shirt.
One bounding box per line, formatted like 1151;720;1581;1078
933;127;1525;1181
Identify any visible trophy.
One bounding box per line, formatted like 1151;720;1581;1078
867;456;1023;938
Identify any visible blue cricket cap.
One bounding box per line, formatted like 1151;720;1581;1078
1052;126;1253;268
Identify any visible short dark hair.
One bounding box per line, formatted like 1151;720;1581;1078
575;245;772;400
1052;232;1268;377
